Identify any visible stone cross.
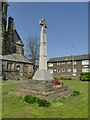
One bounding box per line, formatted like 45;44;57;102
39;18;47;28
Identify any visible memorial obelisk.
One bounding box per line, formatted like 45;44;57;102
33;18;53;80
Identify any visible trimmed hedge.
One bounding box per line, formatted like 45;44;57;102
23;94;50;107
80;72;90;81
54;77;72;80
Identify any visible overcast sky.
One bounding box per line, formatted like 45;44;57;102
8;2;88;59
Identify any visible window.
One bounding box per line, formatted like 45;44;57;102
67;61;71;64
82;68;90;72
49;69;53;74
54;68;56;72
7;63;12;70
16;65;20;71
73;69;77;73
74;61;77;65
82;60;89;65
83;66;88;68
62;69;65;72
72;61;77;65
48;63;53;67
57;62;60;65
61;62;65;64
12;63;15;70
57;69;60;73
67;69;71;72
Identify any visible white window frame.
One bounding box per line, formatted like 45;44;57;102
74;61;77;65
67;69;71;72
61;62;65;64
54;68;57;72
82;60;89;65
67;61;71;64
48;63;53;67
49;69;53;74
73;69;77;73
82;68;90;72
57;62;60;65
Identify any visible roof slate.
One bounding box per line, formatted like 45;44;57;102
48;54;90;62
1;53;32;64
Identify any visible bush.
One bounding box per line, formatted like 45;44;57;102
24;95;35;104
72;90;80;96
38;99;50;107
54;77;72;80
80;72;90;81
23;94;50;107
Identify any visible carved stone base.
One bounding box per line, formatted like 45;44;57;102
33;70;53;81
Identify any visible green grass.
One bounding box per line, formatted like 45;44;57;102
2;80;88;118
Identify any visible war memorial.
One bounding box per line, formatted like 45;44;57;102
10;18;71;100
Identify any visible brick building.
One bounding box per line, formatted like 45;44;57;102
0;2;33;80
47;54;90;79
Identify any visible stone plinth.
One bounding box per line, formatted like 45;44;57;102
10;80;72;100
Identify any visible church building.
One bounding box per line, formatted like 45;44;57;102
1;2;33;80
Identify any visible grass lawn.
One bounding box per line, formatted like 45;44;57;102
2;80;88;118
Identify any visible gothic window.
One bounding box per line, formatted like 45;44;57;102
16;65;20;71
62;69;65;72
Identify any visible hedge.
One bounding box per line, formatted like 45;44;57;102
23;94;50;107
80;72;90;81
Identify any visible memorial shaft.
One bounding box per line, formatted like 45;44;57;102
33;18;53;80
39;24;47;70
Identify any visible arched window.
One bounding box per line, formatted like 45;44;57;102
16;65;20;71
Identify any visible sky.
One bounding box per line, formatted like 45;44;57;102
7;2;88;59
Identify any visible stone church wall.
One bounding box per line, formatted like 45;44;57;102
2;61;33;80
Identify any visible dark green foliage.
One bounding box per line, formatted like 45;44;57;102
37;99;50;107
23;94;50;107
54;77;72;80
80;72;90;81
72;90;80;96
24;95;34;104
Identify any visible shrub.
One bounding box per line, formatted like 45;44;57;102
80;72;90;81
72;90;80;96
23;94;50;107
38;99;50;107
54;77;72;80
24;95;35;104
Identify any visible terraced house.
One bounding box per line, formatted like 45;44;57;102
47;54;90;79
1;2;33;80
